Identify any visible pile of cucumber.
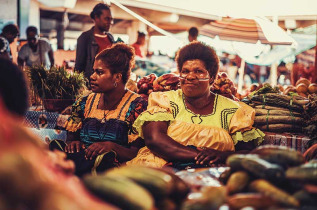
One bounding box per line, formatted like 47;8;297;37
221;145;317;209
83;166;190;210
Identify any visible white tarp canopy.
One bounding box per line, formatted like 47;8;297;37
126;0;317;17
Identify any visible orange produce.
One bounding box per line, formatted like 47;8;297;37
295;78;311;87
276;84;284;92
308;83;317;94
249;84;258;92
283;86;296;95
296;83;308;93
298;92;308;98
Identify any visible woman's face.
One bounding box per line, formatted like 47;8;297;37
90;59;116;93
180;59;213;98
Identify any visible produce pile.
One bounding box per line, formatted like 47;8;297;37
184;145;317;209
137;73;157;98
243;84;309;133
284;78;317;98
152;73;180;92
211;72;239;101
137;73;180;99
303;94;317;141
83;166;190;210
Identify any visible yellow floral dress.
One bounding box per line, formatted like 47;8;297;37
127;89;265;167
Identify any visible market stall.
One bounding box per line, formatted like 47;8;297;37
24;72;317;154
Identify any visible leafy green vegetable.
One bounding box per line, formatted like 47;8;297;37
27;65;87;100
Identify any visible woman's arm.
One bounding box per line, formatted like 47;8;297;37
195;141;256;165
65;131;85;153
143;121;198;162
84;138;144;162
110;138;145;162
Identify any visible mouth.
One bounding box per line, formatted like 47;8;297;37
183;82;198;87
90;83;98;88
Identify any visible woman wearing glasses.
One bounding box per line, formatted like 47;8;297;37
128;41;264;168
62;43;147;176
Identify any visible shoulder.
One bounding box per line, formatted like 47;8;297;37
216;94;240;109
78;28;93;40
164;89;183;103
106;32;115;43
19;44;30;55
130;95;148;108
39;39;52;49
39;38;50;44
0;36;9;53
75;92;94;106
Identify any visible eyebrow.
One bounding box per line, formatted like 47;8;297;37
181;67;207;71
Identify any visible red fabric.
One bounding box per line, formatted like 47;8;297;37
132;43;143;57
94;35;112;53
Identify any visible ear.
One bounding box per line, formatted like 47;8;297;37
209;76;214;85
114;73;122;83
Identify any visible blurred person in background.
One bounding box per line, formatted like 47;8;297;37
0;57;28;118
0;57;74;173
75;3;115;79
18;26;54;69
132;31;146;58
188;27;199;42
291;59;317;84
0;58;113;209
0;24;19;60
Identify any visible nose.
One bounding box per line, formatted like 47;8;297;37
185;72;198;80
90;72;96;81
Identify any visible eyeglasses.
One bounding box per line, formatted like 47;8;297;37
179;69;210;81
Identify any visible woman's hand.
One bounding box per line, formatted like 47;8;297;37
195;147;223;166
85;142;115;160
65;141;85;153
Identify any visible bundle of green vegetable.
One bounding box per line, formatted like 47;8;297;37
28;65;87;100
243;84;309;133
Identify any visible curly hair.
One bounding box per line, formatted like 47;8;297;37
175;41;219;79
95;43;135;84
90;3;111;20
1;24;19;36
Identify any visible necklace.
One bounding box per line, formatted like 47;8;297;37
101;110;112;123
100;91;127;123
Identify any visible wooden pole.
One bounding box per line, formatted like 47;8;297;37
238;59;245;93
270;62;278;86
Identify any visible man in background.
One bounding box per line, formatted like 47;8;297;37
0;24;19;60
18;26;54;69
132;31;146;58
75;3;115;79
188;27;199;42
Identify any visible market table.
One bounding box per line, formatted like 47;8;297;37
23;110;312;153
23;109;69;143
262;131;311;153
